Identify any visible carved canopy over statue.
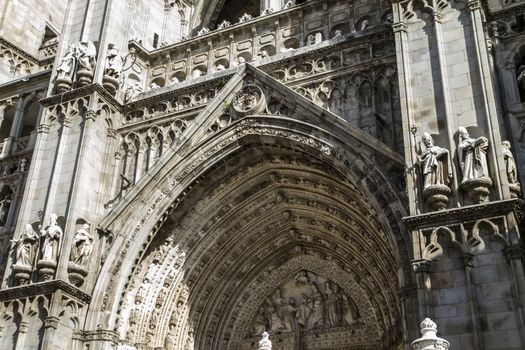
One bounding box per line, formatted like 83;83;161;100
250;271;359;335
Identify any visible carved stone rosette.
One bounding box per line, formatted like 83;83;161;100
37;259;57;281
422;185;451;211
460;177;493;204
231;85;266;116
11;264;32;286
67;262;88;287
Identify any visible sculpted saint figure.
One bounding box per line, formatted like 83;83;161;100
305;282;324;329
418;133;452;188
254;306;268;334
341;294;359;326
502;141;518;184
76;41;97;72
40;213;62;262
70;223;93;266
325;281;341;327
12;224;38;267
104;44;124;79
57;44;77;79
457;127;490;182
283;297;297;332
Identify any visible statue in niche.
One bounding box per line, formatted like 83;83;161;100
360;19;370;31
325;281;341;327
40;213;62;262
104;44;124;79
306;34;316;46
418;133;452;189
502;141;518;184
124;82;143;102
457;127;490;182
56;43;77;80
0;194;11;226
69;223;93;266
332;30;343;39
11;223;38;267
76;41;97;72
502;140;521;197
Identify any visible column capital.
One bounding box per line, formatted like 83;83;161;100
393;22;408;33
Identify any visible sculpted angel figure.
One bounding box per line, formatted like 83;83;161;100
11;223;38;267
457;127;490;182
69;223;93;266
418;133;452;189
40;213;62;262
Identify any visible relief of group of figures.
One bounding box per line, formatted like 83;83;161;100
416;127;520;211
251;271;360;335
10;214;94;286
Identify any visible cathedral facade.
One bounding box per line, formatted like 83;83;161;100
0;0;524;349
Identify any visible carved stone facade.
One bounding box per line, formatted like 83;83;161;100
0;0;523;350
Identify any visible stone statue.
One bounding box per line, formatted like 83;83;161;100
341;294;359;326
333;30;343;39
76;41;97;72
325;281;341;327
306;34;316;46
258;332;272;350
104;44;124;79
502;141;518;184
253;306;268;334
502;140;521;197
40;213;62;262
0;194;11;226
305;282;324;329
56;43;77;80
267;303;283;331
125;82;143;102
11;224;38;267
294;270;310;285
360;19;370;31
418;133;452;189
69;223;93;266
283;297;297;332
457;127;490;183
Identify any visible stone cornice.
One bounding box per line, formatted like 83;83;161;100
40;83;123;112
402;199;524;230
486;2;525;20
0;37;39;64
0;280;91;303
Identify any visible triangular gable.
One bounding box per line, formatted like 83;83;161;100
100;64;403;229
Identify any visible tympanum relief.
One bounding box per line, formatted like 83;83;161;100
249;271;360;336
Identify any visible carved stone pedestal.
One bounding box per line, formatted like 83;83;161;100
12;264;32;285
422;185;451;211
77;69;94;87
460;177;492;204
37;260;57;281
67;262;88;287
55;77;72;93
102;75;119;96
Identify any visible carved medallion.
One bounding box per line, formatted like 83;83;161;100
232;85;265;115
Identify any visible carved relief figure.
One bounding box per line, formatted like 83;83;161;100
104;44;124;79
125;83;143;102
305;282;324;329
418;133;452;189
253;306;268;334
341;294;359;326
502;141;518;184
325;281;341;327
11;224;38;267
283;297;297;332
69;223;93;266
306;34;316;46
40;213;62;262
457;127;490;182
